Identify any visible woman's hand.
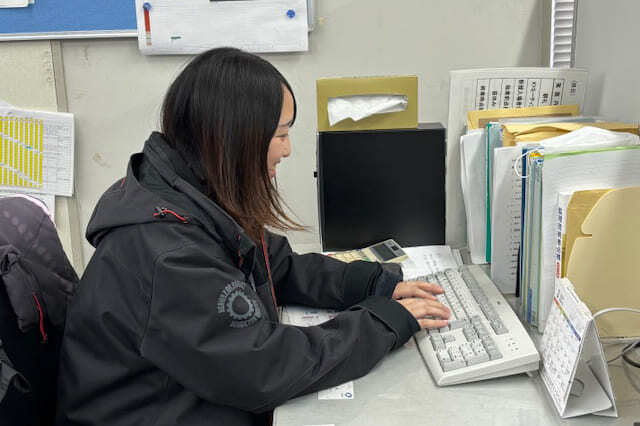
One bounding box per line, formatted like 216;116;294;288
396;297;450;329
393;280;450;329
392;280;444;301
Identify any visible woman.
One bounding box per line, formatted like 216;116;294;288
57;48;450;426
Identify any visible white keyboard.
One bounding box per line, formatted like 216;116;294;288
415;265;539;385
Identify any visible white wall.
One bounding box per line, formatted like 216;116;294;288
574;0;640;123
0;42;57;109
2;0;550;263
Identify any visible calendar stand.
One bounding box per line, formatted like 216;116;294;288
539;278;617;418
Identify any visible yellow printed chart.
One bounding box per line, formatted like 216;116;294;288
0;116;44;189
0;107;74;196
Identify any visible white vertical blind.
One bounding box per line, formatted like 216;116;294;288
550;0;578;67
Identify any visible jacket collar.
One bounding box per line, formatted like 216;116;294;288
142;133;257;273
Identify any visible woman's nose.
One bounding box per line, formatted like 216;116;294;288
282;139;291;157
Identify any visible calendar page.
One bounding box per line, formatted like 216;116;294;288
539;278;591;413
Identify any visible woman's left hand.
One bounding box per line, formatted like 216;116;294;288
392;280;444;301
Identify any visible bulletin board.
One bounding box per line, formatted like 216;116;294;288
0;0;137;40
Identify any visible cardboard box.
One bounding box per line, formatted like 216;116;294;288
316;76;418;132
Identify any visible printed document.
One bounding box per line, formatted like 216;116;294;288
0;106;74;196
136;0;308;54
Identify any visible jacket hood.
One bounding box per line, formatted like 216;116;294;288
85;133;257;260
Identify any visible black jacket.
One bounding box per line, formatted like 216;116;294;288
56;133;419;425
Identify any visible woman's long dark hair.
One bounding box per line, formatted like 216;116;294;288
161;47;303;242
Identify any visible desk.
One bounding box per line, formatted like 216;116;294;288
274;336;640;425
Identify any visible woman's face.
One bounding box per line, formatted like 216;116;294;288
267;88;294;178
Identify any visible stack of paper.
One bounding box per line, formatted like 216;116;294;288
448;68;588;252
462;106;588;274
489;120;629;294
518;127;640;330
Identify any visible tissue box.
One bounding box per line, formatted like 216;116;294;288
316;76;418;132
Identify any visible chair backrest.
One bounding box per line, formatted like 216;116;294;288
0;196;77;426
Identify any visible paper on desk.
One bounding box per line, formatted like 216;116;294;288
318;381;354;400
280;306;337;327
327;95;407;126
278;306;352;401
447;68;587;248
400;246;461;279
136;0;308;55
490;146;522;294
0;106;74;196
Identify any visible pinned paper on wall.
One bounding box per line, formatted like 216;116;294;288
135;0;308;55
0;106;74;196
0;0;29;8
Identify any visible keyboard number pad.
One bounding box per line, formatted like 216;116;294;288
442;347;466;371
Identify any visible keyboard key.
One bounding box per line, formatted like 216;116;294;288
459;343;474;359
436;349;451;367
490;319;509;335
442;334;456;343
448;319;466;330
488;349;503;360
443;346;467;371
441;359;466;371
431;336;445;351
448;346;465;363
463;326;477;342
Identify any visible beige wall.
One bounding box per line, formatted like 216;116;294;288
574;0;640;123
1;0;551;264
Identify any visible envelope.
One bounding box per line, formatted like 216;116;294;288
467;104;580;130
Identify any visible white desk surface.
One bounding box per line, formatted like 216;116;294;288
277;247;640;425
274;335;640;426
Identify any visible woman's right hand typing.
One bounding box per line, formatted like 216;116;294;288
396;297;450;329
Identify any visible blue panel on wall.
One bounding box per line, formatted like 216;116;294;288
0;0;137;39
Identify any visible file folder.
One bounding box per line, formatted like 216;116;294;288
563;187;640;338
502;122;639;147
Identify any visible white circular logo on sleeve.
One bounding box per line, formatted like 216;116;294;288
217;280;262;328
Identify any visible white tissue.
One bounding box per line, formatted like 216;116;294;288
327;95;408;126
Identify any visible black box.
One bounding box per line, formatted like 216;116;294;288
317;123;446;251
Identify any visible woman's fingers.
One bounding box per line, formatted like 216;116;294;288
392;280;443;300
396;297;451;329
417;318;449;329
